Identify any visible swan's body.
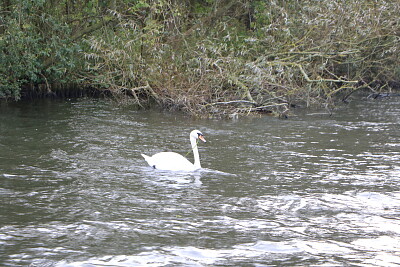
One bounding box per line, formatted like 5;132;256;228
141;130;206;171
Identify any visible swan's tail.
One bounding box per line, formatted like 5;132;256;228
141;153;153;167
141;153;150;162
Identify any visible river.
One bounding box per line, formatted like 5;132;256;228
1;96;399;266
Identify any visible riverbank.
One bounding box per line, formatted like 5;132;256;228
1;1;399;118
9;86;399;120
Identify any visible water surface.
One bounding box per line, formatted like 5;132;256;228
1;97;399;266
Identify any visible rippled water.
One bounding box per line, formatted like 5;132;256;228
1;96;399;266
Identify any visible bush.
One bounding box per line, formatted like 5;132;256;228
83;0;399;116
0;0;83;99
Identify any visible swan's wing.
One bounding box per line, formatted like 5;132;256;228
142;152;196;171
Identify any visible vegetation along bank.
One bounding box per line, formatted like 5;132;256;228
1;0;399;117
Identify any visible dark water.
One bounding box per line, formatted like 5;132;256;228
0;96;399;266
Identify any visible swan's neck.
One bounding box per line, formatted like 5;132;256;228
190;137;201;169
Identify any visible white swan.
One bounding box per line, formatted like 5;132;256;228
141;129;206;171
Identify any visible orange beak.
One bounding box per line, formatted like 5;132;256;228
198;135;206;143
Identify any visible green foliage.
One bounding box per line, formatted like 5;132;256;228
0;17;41;99
0;0;98;99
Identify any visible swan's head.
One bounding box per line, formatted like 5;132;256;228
190;129;206;143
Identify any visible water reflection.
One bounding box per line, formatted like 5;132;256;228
1;97;400;266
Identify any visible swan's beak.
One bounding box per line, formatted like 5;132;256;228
198;135;206;143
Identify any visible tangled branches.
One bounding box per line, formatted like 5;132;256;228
82;0;400;117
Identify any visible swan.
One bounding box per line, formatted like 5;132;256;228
141;129;206;171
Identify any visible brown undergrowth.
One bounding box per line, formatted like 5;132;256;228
81;0;399;118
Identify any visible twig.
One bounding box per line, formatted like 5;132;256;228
294;63;358;84
39;73;52;94
206;100;257;106
236;102;289;112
